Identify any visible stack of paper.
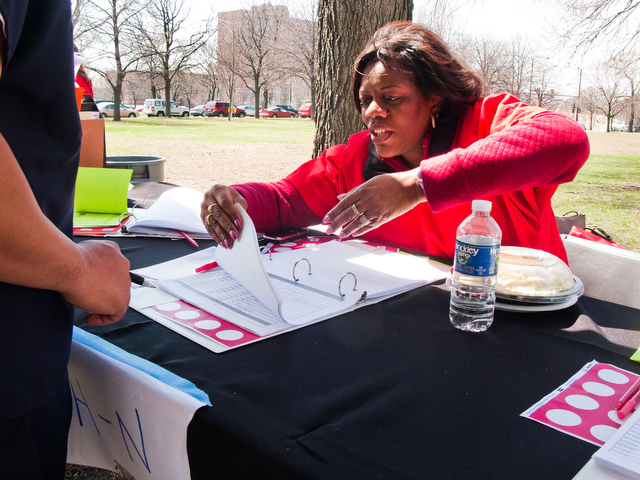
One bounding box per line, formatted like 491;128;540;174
592;406;640;479
123;187;210;238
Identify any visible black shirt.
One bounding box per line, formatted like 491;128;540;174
0;0;82;420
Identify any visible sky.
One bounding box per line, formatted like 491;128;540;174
193;0;556;40
189;0;584;94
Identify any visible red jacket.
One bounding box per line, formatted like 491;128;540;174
236;94;589;263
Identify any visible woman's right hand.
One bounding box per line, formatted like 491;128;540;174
201;184;248;248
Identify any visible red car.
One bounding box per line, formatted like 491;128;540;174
259;106;296;118
298;102;312;118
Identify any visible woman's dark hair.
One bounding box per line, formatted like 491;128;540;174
353;21;483;119
73;44;93;89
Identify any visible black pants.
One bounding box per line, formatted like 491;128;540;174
0;379;72;479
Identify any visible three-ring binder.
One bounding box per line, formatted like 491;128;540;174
291;257;366;301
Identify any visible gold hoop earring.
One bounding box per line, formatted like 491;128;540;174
431;110;440;129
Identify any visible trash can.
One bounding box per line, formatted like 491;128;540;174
105;155;166;182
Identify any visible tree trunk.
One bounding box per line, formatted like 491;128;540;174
164;80;172;118
113;71;124;122
313;0;413;157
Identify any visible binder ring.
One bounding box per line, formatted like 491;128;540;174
292;258;311;282
338;272;357;297
260;245;272;260
143;195;158;207
119;211;135;233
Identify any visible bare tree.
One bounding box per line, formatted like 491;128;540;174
314;0;414;157
554;0;640;56
456;35;505;93
286;0;318;119
589;56;631;131
195;42;219;102
613;51;640;131
493;36;535;101
137;0;213;117
415;0;460;43
530;59;560;109
218;4;289;118
75;0;147;121
581;85;601;130
71;0;87;29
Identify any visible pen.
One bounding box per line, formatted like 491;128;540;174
195;261;219;273
618;388;640;420
129;272;157;288
178;230;199;247
615;377;640;411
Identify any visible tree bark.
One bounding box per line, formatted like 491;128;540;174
313;0;413;157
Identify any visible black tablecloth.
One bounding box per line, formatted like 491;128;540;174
74;236;640;479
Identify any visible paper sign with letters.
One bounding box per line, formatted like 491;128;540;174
67;329;208;479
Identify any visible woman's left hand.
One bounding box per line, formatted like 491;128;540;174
323;169;426;238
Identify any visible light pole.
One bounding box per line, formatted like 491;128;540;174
576;68;582;122
218;19;235;122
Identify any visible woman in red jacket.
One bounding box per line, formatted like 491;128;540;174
200;21;589;263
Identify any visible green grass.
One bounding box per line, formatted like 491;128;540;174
552;145;640;253
104;118;640;252
105;115;314;147
552;132;640;252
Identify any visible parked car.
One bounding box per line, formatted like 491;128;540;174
204;101;246;117
276;104;298;117
298;102;312;118
142;99;190;117
259;106;297;118
97;102;140;118
190;105;206;116
238;105;257;117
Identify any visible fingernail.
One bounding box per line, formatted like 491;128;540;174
322;215;331;224
234;219;241;229
326;227;334;235
225;239;233;249
338;232;346;240
230;230;238;240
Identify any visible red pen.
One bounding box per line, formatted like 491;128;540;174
178;230;199;247
615;377;640;411
195;261;219;273
618;388;640;420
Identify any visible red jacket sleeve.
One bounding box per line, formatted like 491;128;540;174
233;179;320;233
421;110;590;212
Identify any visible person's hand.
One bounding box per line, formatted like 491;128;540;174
61;240;131;326
323;170;426;238
201;184;248;248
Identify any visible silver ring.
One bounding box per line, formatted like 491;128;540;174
358;214;371;226
338;272;357;297
351;204;361;216
292;258;311;282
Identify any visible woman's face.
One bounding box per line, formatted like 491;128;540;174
358;61;439;167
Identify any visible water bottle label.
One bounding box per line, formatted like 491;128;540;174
454;240;500;277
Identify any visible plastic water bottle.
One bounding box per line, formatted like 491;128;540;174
449;200;502;332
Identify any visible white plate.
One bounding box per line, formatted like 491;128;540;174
496;276;584;304
495;295;579;312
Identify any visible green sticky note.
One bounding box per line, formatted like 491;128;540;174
74;167;132;214
631;349;640;363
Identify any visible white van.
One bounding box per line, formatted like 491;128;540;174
142;99;190;117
